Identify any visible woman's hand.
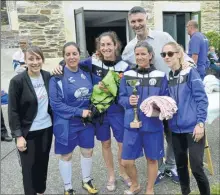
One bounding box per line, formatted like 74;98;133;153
16;136;27;152
129;95;139;106
82;110;92;118
51;65;63;75
192;125;205;142
98;82;108;92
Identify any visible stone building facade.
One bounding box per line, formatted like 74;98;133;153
1;1;219;58
141;0;219;33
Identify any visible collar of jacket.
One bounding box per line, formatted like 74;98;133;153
102;56;122;67
169;67;182;79
132;64;156;74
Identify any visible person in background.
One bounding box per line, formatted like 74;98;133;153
186;20;209;80
208;46;219;63
122;6;179;185
12;37;29;74
1;108;13;141
49;42;98;195
119;41;168;195
162;41;210;195
8;46;53;195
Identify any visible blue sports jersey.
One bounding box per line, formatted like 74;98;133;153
49;66;93;145
119;66;168;132
188;32;209;77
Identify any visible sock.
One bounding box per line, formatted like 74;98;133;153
80;155;92;183
171;167;178;175
59;159;72;190
157;170;162;176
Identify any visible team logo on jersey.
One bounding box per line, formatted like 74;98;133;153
149;78;157;86
96;70;102;77
81;73;86;79
74;87;89;98
178;76;184;84
68;77;75;83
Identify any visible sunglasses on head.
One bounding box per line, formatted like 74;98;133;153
160;51;178;58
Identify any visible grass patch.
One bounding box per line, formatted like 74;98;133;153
191;183;220;194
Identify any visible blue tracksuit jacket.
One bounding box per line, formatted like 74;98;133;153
49;66;93;145
80;56;130;114
168;67;208;133
119;66;168;132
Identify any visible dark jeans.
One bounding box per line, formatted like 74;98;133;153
172;132;210;195
1;108;7;134
18;127;53;195
158;120;176;172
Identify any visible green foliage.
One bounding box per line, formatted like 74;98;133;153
204;31;220;52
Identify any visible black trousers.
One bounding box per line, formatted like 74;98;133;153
1;108;7;134
18;127;53;195
172;132;210;195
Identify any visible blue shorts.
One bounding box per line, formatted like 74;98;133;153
95;112;124;143
55;126;95;155
122;129;164;160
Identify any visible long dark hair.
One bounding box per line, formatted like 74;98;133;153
95;31;122;61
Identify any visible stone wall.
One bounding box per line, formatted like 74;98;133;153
141;1;220;34
200;1;220;33
16;1;66;58
141;1;155;29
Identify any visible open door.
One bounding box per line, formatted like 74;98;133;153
191;11;201;31
74;7;87;59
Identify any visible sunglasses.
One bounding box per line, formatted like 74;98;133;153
160;51;178;58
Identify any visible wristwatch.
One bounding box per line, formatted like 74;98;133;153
197;122;204;128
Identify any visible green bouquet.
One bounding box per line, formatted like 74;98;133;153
90;70;121;113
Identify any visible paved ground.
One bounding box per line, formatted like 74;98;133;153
1;105;219;195
1;49;219;194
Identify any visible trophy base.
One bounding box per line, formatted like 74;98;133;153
130;121;142;128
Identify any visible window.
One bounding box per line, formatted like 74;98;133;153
1;0;9;26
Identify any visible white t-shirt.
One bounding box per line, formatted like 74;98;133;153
29;74;52;131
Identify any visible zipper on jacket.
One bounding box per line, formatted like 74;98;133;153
176;75;181;133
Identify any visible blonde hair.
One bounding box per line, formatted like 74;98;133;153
163;42;185;67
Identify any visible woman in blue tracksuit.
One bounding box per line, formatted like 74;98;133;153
49;42;98;195
161;41;210;195
52;32;131;191
119;41;168;195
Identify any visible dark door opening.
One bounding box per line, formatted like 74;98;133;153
163;12;190;50
86;26;126;56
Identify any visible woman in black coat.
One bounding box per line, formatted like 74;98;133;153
8;46;53;195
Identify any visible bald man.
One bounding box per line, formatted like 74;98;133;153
186;20;209;80
12;37;29;74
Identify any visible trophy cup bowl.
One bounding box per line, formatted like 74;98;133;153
127;79;142;128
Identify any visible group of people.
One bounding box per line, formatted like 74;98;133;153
6;6;211;195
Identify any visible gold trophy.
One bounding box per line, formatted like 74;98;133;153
127;79;142;128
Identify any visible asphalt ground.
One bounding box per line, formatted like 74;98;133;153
1;105;219;195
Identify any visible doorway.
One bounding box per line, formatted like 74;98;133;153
74;8;135;59
163;12;191;50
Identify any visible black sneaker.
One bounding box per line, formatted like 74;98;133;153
155;172;165;185
165;169;180;184
64;189;76;195
82;179;98;194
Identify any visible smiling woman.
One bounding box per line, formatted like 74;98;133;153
8;45;53;195
25;46;45;77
